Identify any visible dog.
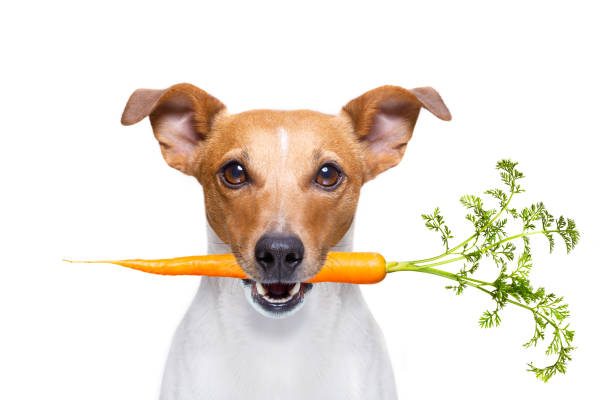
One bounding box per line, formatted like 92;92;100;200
121;83;451;399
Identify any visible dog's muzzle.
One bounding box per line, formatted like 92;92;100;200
242;233;313;318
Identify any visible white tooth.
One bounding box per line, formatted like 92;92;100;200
256;282;266;296
266;296;289;303
289;283;300;296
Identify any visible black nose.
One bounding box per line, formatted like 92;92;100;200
254;233;304;282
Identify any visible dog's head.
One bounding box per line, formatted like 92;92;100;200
121;83;450;317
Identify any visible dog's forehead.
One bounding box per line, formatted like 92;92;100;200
217;110;351;145
206;109;360;165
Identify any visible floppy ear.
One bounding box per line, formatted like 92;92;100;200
121;83;225;175
342;85;451;181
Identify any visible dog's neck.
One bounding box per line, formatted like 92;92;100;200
206;220;355;254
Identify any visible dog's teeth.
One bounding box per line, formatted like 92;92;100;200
254;282;300;303
255;282;266;296
266;296;287;303
289;283;300;296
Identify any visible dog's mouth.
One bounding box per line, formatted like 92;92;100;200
242;280;313;318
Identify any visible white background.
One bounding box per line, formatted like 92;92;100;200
1;1;610;399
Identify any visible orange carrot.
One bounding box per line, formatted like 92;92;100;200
307;252;386;284
65;252;387;284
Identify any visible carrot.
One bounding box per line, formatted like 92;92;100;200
65;252;387;284
307;252;386;284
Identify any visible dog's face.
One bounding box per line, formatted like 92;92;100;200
122;84;450;317
197;110;363;280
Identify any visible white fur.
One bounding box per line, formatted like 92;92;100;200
159;221;398;400
278;127;289;162
275;127;290;229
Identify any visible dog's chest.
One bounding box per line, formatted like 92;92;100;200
160;279;395;399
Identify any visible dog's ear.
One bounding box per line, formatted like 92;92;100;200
342;85;451;181
121;83;225;175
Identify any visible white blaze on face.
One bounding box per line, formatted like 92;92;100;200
278;127;289;163
275;127;290;229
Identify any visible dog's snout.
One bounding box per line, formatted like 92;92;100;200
254;233;304;282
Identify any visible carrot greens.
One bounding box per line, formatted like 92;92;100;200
386;160;579;382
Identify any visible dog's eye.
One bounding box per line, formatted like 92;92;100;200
221;161;248;187
315;163;342;189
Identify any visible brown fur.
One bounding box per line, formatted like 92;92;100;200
121;83;450;281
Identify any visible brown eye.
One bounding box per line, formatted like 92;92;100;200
221;161;248;187
315;163;342;189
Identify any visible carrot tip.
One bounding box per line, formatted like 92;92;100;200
63;259;105;264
